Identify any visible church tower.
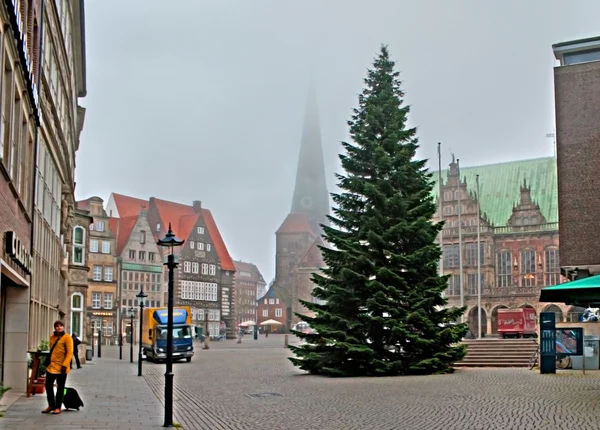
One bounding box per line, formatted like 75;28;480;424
290;82;330;235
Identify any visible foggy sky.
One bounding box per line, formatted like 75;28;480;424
75;0;600;282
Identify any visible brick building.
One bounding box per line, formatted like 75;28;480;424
76;197;117;344
233;260;266;326
434;156;566;336
257;283;288;331
269;86;328;330
552;36;600;279
105;194;237;338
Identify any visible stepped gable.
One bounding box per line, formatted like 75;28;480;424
432;156;557;227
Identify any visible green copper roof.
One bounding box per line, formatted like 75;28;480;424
431;157;558;227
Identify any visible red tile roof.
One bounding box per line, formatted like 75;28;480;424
109;216;138;256
111;193;148;218
276;213;315;236
150;198;236;272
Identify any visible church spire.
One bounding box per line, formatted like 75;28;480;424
290;81;330;235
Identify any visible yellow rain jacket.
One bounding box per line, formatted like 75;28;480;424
46;332;73;375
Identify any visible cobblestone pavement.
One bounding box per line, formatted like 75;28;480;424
0;346;172;430
143;334;600;430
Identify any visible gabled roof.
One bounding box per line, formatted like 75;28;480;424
110;193;148;218
109;216;138;257
150;198;236;272
258;282;292;306
299;235;325;268
234;260;266;284
276;213;315;236
432;156;558;226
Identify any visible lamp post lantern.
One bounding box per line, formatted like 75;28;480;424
136;289;148;376
157;223;184;428
129;307;136;363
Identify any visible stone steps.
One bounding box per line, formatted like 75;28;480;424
455;339;538;368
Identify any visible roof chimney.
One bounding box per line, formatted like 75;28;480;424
193;200;202;213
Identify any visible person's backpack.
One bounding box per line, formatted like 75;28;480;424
63;387;84;410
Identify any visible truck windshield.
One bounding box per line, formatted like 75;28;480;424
158;326;192;340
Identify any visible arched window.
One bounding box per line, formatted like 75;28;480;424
73;226;85;265
71;292;84;337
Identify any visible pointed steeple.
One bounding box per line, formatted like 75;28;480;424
290;81;330;235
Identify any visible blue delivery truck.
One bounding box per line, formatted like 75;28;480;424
142;306;194;362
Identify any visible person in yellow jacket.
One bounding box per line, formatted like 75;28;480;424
42;321;73;415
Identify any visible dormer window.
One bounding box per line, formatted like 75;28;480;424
140;230;146;244
96;221;105;232
190;241;195;249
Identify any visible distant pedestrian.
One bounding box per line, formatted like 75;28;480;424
71;333;82;369
42;321;73;415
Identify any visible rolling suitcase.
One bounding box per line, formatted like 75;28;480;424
62;387;84;411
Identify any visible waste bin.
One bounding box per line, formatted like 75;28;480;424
572;335;600;370
86;346;93;361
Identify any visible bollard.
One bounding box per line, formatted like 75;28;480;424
253;326;258;340
284;334;288;348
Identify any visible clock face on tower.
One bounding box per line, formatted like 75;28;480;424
300;196;313;209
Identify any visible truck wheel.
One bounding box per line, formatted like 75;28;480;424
186;357;192;363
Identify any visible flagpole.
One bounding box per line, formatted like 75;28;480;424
476;174;482;339
457;158;464;321
438;143;444;279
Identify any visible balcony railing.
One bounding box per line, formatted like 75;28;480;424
442;222;558;237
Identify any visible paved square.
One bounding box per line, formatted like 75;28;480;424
143;334;600;430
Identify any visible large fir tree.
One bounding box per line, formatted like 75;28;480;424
288;45;468;377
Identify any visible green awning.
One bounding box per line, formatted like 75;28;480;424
540;275;600;306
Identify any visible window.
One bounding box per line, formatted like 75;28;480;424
209;264;216;276
275;309;282;317
92;292;101;309
183;261;191;273
198;242;204;251
103;321;113;337
139;251;146;261
179;281;217;301
520;249;536;287
443;206;453;216
496;251;512;288
89;223;94;230
156;223;161;232
92;265;102;281
201;263;208;275
73;226;85;265
91;319;101;332
262;309;268;317
275;298;279;304
96;221;105;232
148;252;155;262
447;274;461;296
467;273;485;295
140;230;146;244
190;241;195;249
104;293;113;309
545;249;560;286
192;262;199;274
197;227;204;234
443;245;459;268
264;299;267;304
90;239;98;253
128;250;136;260
207;244;211;252
101;241;111;254
104;267;113;282
70;293;84;337
269;298;274;304
465;243;484;266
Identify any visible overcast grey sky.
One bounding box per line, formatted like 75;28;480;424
75;0;600;281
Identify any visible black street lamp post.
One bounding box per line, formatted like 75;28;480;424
157;223;184;428
129;307;136;363
136;289;148;376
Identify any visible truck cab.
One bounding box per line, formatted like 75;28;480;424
143;307;194;362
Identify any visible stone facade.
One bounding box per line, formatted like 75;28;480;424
76;197;117;345
435;157;564;336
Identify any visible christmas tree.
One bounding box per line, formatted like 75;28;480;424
288;45;467;377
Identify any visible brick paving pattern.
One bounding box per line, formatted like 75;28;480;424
144;334;600;430
0;346;172;430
